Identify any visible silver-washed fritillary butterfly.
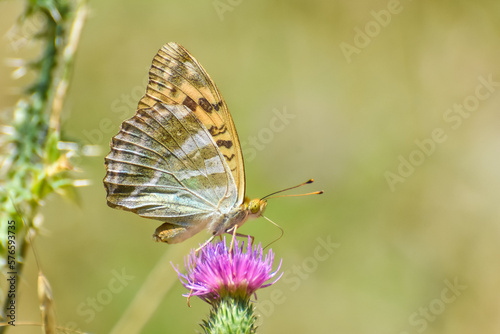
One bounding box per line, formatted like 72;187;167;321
103;42;321;246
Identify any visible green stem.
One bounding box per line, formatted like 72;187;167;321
0;1;86;332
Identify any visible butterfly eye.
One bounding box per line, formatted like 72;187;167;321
249;198;267;216
249;199;261;214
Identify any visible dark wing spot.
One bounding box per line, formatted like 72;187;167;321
213;100;223;112
209;125;227;136
111;185;137;195
199;98;213;113
217;140;233;149
224;154;236;161
182;96;197;111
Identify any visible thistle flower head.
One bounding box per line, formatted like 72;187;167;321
173;237;282;303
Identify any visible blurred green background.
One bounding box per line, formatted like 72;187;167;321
1;0;500;333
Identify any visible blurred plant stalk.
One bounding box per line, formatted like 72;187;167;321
0;0;88;332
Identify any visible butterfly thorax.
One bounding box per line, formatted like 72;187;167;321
208;197;267;237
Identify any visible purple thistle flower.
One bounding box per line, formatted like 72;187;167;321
173;237;283;303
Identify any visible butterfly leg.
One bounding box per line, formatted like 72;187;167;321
235;232;254;246
225;227;254;246
228;226;238;256
187;289;194;308
225;226;255;257
195;235;215;253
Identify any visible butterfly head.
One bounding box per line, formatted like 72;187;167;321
246;197;267;218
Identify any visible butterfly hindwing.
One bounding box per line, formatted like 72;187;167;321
104;103;238;220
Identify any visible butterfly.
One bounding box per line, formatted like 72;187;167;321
104;42;321;247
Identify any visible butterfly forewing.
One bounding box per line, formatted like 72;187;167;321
137;42;245;202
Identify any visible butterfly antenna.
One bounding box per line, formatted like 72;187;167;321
261;179;324;200
262;215;284;250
